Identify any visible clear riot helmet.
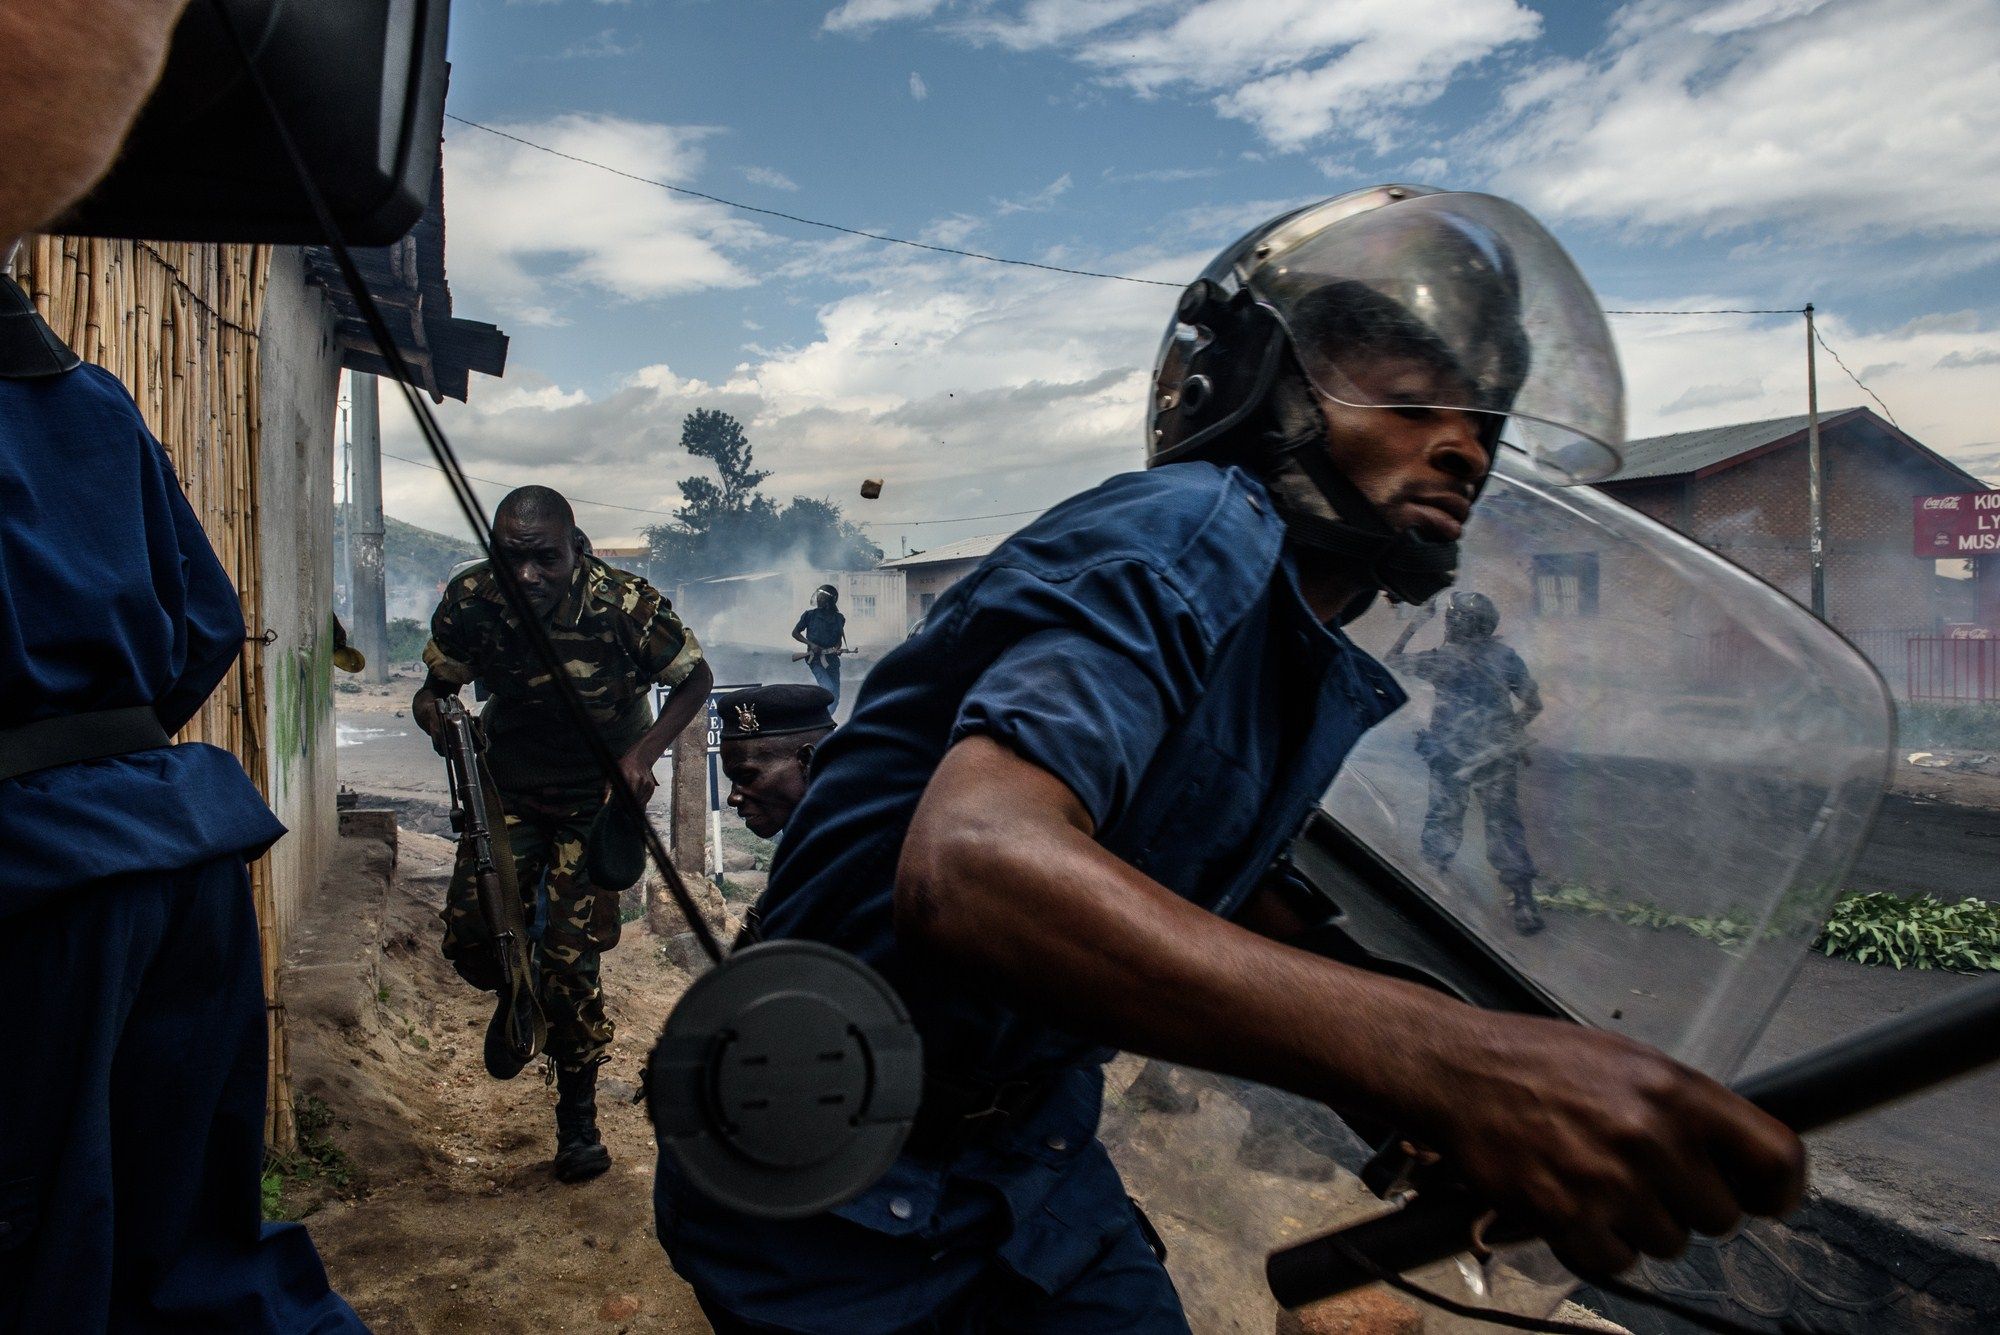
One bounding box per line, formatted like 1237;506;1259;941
1101;449;1893;1330
1149;185;1625;487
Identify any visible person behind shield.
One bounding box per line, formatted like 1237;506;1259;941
1388;590;1545;934
717;683;836;840
0;4;363;1328
655;187;1804;1332
792;583;847;704
412;484;711;1183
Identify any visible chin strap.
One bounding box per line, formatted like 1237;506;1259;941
1255;375;1461;606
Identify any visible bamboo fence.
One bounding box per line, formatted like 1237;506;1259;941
13;236;296;1152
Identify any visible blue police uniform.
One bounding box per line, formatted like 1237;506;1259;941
0;324;365;1332
656;462;1405;1333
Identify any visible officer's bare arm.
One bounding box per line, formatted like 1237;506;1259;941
0;1;192;249
896;734;1805;1279
614;659;714;804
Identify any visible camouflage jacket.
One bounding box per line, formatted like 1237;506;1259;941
423;557;703;791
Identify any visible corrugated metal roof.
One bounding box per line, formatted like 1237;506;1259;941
879;531;1012;569
1610;408;1863;481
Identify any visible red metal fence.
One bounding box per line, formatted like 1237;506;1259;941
1907;636;2000;703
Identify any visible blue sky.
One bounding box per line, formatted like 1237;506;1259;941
381;0;2000;550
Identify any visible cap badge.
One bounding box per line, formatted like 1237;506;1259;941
734;703;761;734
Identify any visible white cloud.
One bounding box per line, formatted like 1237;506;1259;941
1937;349;2000;370
993;173;1073;215
1608;301;2000;484
385;243;1199;546
823;0;945;32
741;165;800;191
442;115;765;326
558;28;637;58
919;0;1539;150
1662;377;1763;414
1485;0;2000;239
909;70;929;100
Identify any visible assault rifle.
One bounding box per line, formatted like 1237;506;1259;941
437;695;544;1074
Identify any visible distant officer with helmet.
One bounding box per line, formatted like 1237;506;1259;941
793;583;848;705
655;186;1806;1330
1388;589;1545;933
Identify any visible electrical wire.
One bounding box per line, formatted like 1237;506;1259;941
1812;327;1899;427
1604;307;1805;316
380;449;683;518
381;447;1047;533
445;113;1181;289
217;2;724;966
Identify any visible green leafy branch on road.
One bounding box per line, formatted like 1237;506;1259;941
1538;883;2000;974
1813;892;2000;973
1539;884;1759;949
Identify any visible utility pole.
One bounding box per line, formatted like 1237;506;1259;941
349;373;389;683
1805;304;1827;620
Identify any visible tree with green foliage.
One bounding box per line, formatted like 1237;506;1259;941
642;410;880;582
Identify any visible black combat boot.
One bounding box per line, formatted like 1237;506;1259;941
1508;880;1545;936
553;1062;613;1183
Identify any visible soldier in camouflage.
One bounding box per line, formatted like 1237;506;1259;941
413;486;712;1183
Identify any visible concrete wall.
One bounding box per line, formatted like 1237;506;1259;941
900;557;987;625
256;247;344;942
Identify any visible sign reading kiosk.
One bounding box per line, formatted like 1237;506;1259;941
1914;490;2000;556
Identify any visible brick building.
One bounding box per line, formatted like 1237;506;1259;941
1596;407;1996;690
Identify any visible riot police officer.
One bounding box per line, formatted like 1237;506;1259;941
655;187;1804;1330
1389;590;1545;933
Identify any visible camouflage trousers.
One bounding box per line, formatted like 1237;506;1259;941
441;790;624;1071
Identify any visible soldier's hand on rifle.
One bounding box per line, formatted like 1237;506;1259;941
615;750;657;807
412;687;447;757
1400;1011;1806;1278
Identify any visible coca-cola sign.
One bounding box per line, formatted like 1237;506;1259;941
1913;490;2000;556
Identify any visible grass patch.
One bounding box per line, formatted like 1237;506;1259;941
1814;891;2000;972
721;822;776;872
1898;701;2000;752
262;1094;355;1222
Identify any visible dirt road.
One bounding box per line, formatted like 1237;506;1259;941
284;824;712;1334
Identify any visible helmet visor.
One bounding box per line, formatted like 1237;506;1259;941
1248;192;1625;484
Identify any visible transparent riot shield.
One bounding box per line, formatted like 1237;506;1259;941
1103;451;1893;1331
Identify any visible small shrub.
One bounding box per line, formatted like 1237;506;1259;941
385;617;429;664
262;1094;356;1220
1814;891;2000;972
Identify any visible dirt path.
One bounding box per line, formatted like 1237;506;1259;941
285;827;712;1334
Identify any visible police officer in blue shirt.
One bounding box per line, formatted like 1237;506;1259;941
656;187;1806;1331
0;10;363;1329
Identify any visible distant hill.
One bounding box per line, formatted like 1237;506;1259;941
385;514;481;620
337;509;482;621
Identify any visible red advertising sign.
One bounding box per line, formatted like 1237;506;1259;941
1913;491;2000;557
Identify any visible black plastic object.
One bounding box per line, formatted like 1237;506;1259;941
585;800;646;892
648;941;923;1219
1267;975;2000;1310
60;0;448;245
